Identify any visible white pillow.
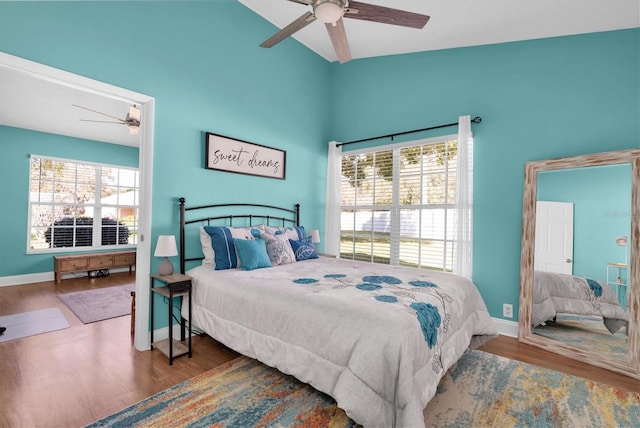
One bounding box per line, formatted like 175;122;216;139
199;227;214;267
262;232;296;265
262;225;305;241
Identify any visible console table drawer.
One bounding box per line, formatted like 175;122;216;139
114;253;136;266
88;256;114;269
58;258;88;271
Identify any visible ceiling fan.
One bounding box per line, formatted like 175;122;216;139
72;104;141;135
260;0;430;63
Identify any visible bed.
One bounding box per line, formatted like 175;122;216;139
532;270;628;334
178;199;496;428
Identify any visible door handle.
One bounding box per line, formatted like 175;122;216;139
566;258;572;263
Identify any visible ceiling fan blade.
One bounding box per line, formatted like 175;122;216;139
72;104;125;122
79;119;124;125
325;18;352;64
260;12;317;48
344;1;430;29
286;0;313;5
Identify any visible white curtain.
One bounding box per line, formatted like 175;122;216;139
454;116;473;278
324;141;342;257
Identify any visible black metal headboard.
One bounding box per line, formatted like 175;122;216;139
179;197;300;274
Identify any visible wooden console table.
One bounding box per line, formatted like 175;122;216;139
54;250;136;283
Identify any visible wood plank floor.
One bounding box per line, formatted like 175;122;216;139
0;272;637;427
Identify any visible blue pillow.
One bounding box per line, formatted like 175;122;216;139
289;237;319;261
204;226;238;270
233;238;272;271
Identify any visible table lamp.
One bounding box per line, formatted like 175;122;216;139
155;235;178;275
616;235;628;266
309;229;321;244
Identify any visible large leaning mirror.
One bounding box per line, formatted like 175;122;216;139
519;149;640;380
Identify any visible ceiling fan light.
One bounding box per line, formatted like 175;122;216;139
314;0;344;24
125;105;141;129
128;105;141;122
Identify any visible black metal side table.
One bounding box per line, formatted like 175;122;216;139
150;273;192;365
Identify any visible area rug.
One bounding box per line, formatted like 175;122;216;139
0;307;69;343
86;349;640;428
58;283;135;324
533;314;628;361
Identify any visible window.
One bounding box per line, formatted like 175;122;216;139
28;155;139;252
340;136;460;271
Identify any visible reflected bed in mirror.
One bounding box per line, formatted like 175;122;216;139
519;149;640;380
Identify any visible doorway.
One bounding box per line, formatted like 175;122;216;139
0;52;154;351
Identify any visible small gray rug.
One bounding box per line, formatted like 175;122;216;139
0;307;70;342
58;283;135;324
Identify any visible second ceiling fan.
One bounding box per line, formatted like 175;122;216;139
260;0;430;63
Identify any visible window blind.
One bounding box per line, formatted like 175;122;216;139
340;138;459;272
28;155;139;252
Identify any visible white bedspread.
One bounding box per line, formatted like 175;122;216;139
184;257;496;427
532;270;628;333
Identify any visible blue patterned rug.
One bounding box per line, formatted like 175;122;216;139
86;349;640;428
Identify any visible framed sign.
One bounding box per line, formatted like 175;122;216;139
205;132;286;180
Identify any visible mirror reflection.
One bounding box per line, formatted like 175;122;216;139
532;164;631;361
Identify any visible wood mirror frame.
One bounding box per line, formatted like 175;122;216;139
519;148;640;380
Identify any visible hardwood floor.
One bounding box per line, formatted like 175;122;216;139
0;273;239;428
0;272;637;427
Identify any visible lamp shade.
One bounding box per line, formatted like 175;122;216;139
155;235;177;275
616;236;628;247
154;235;178;257
309;229;321;244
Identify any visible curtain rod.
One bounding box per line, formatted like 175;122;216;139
337;116;482;148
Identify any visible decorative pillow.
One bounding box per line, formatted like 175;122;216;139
233;238;272;271
203;226;263;270
199;227;214;267
204;226;239;270
289;236;319;261
262;232;296;265
263;225;305;241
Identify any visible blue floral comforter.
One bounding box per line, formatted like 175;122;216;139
186;257;496;428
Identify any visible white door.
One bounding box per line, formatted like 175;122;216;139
534;201;574;274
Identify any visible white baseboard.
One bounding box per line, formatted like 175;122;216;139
151;324;185;342
0;271;54;287
0;267;132;287
492;317;519;338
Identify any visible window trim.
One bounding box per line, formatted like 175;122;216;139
26;154;139;254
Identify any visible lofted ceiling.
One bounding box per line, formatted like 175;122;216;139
240;0;640;62
0;1;638;147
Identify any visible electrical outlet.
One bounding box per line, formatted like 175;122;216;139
503;303;513;318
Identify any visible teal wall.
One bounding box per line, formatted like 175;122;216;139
1;1;638;325
537;165;631;281
0;125;138;275
330;29;640;320
0;1;331;327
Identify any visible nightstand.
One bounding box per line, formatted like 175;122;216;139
150;273;192;365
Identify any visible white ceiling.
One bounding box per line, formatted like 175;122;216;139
0;1;637;147
0;63;140;147
240;0;640;62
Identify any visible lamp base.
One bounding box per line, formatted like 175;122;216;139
158;257;174;276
